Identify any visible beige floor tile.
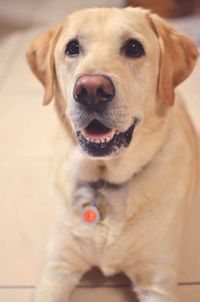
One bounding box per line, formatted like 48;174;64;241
0;159;56;285
0;285;199;302
0;287;136;302
178;285;200;302
0;32;59;159
0;92;59;158
0;33;22;88
0;288;33;302
72;285;200;302
71;286;138;302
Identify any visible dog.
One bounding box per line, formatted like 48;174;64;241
26;7;199;302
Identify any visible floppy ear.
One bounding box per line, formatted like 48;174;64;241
26;25;63;105
149;14;199;106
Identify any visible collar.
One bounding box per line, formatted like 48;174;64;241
88;179;125;190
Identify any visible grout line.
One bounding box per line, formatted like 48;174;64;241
178;282;200;286
86;282;200;287
0;282;200;289
0;286;35;290
80;284;129;288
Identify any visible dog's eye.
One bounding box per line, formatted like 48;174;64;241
65;39;80;56
123;39;145;58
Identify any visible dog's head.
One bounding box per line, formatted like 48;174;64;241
27;7;198;159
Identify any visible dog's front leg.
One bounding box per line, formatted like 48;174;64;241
34;268;84;302
34;231;91;302
125;263;179;302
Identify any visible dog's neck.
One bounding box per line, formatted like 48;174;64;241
74;138;164;186
73;114;172;187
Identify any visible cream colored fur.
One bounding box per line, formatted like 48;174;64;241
26;7;199;302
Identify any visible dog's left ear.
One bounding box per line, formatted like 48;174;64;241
149;13;199;106
26;24;63;105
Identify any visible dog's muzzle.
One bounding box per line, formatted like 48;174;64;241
71;75;137;157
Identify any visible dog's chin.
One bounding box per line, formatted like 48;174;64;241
76;119;137;158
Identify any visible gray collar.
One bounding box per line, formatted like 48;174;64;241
89;179;125;190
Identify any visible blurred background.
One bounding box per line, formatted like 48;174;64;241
0;0;200;44
0;1;200;302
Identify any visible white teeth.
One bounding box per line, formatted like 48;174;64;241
105;136;111;142
95;139;101;144
80;133;114;144
80;129;116;144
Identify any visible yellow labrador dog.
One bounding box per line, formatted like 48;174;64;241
27;7;199;302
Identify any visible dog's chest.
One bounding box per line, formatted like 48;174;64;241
71;216;127;275
70;181;132;269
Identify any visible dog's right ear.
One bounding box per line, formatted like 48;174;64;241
26;25;63;105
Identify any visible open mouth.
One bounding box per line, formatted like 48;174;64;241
77;119;137;157
81;120;115;143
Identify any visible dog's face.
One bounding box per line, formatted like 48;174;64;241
55;9;159;157
55;8;160;158
27;7;198;159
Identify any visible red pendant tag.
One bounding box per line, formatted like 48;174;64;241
81;205;100;225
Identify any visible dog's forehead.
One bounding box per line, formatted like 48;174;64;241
60;8;152;41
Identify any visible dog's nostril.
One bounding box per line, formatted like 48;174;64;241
96;87;112;102
75;87;87;102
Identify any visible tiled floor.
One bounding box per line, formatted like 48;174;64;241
0;0;200;301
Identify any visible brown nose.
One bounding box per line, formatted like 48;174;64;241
73;75;115;106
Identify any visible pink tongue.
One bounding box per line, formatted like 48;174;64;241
83;129;114;140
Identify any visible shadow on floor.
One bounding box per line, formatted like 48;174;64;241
80;267;139;301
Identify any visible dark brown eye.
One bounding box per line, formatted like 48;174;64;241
65;39;80;56
123;39;145;58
